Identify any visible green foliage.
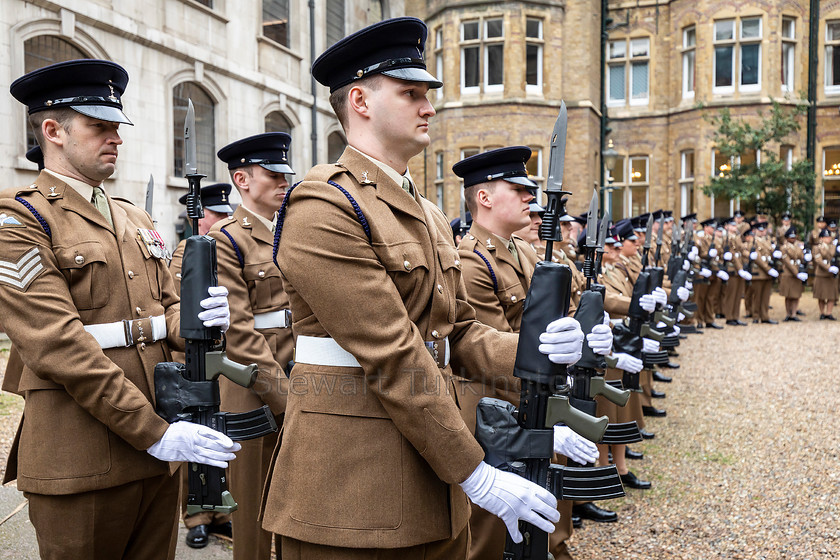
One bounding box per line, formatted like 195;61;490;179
702;100;816;236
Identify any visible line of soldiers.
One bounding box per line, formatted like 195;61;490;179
2;14;834;560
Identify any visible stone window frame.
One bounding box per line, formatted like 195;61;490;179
172;82;217;181
525;17;544;94
680;150;695;216
681;25;696;99
434;25;444;100
606;154;626;219
326;0;345;48
262;0;291;49
712;16;763;96
606;36;651;107
526;146;544;193
434;151;445;210
781;16;796;94
628;155;649;216
822;147;840;216
825;20;840;95
459;16;505;95
710;148;738;216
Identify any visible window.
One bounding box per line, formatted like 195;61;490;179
263;0;289;48
460;17;504;94
826;21;840;93
526;18;543;93
711;149;733;217
781;17;795;93
780;145;793;171
173;82;215;179
265;111;292;162
435;151;444;210
526;148;543;192
823;148;840;216
326;0;344;47
606;155;626;219
628;156;649;216
327;131;346;163
193;0;213;7
680;151;695;216
682;26;696;98
23;36;89;150
714;17;762;94
434;27;444;100
607;37;650;106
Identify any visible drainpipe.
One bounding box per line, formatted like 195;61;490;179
310;0;318;167
806;0;818;218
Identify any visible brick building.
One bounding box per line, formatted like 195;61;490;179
407;0;840;222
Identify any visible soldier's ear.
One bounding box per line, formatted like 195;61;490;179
347;85;370;119
232;169;250;190
41;118;66;148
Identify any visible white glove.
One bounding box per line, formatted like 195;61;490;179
723;251;732;261
716;270;730;281
147;421;241;468
689;246;698;258
677;286;690;302
682;260;690;271
749;251;758;261
639;294;656;313
685;280;693;291
199;286;230;332
673;325;680;335
553;425;599;464
613;352;643;373
586;323;613;356
656;321;667;329
768;268;779;278
773;250;782;259
700;268;712;278
603;311;611;325
677;312;685;322
804;252;812;262
642;337;660;353
738;269;752;281
653;287;667;306
539;317;584;364
460;462;559;543
830;265;839;275
708;248;718;258
836;245;840;255
797;272;808;282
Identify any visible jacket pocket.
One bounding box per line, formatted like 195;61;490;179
19;389;111;479
375;241;429;303
243;262;283;311
436;242;462;322
134;235;163;301
55;241;110;309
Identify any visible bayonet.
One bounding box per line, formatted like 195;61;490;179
594;211;610;278
183;99;205;234
582;191;598;287
539;102;573;257
641;213;654;268
654;215;665;266
459;185;469;240
144;174;155;221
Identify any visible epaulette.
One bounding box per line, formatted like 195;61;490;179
218;221;245;269
111;196;135;206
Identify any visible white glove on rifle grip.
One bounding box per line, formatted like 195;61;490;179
682;260;691;271
586;323;613;356
199;286;231;332
460;462;560;543
768;268;779;278
723;252;732;261
700;268;712;278
539;317;584;365
147;421;241;468
716;270;730;281
677;286;690;302
653;287;667;306
738;270;752;281
830;266;839;276
708;248;718;258
553;425;599;464
797;272;808;282
750;251;758;261
804;252;812;262
773;250;782;259
639;294;656;313
642;337;660;353
613;352;643;373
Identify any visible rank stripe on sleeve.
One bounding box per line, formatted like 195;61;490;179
0;247;44;291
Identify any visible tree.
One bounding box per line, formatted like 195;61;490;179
702;99;816;237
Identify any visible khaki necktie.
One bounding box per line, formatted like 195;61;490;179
508;239;521;267
91;185;113;227
401;177;413;196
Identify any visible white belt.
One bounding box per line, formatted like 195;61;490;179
84;315;166;349
295;335;450;368
253;309;292;330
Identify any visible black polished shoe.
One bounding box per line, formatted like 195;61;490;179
620;470;652;490
715;313;725;319
652;371;672;383
186;525;210;549
651;389;666;399
667;349;679;357
572;502;618;523
208;521;232;538
642;406;667;417
572;515;583;529
706;322;724;329
761;319;778;324
625;447;644;460
752;319;760;324
639;429;656;439
784;316;801;322
796;310;806;316
826;315;837;321
661;361;680;369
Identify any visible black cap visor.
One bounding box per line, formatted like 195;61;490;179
381;66;442;88
205;203;235;213
259;162;295;175
504;175;539;188
72;104;133;125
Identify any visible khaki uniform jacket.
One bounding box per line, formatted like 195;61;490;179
617;253;642;284
209;206;290;416
814;242;836;278
779;241;805;299
0;171;179;495
752;237;774;280
264;147;517;548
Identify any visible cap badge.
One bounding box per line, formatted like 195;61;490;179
48;186;59;197
107;83;118;102
486;238;495;250
360;171;373;185
242;217;251;227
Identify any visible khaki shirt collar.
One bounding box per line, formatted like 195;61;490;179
44;169;98;202
241;204;276;233
349;146;414;194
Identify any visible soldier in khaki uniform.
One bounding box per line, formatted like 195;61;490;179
168;183;235;549
454;148;606;560
722;219;750;325
808;215;826;251
263;18;594;559
749;222;779;324
813;229;839;319
0;59;236;559
693;218;719;328
779;227;808;321
212;133;295;560
775;212;793;246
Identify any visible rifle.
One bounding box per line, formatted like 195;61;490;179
458;184;470;240
745;237;756;286
653;215;664;268
474;103;609;560
640;213;654;269
666;219;682;281
154;100;278;515
570;193;636;447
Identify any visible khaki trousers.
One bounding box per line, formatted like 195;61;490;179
750;279;772;321
27;473;179;560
